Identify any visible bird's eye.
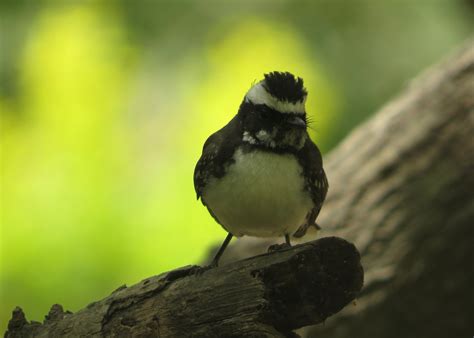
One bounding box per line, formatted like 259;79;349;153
260;107;272;120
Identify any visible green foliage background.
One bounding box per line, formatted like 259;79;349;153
0;0;472;331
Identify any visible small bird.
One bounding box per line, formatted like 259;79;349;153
194;71;328;267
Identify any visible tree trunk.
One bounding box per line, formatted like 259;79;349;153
5;237;363;337
6;39;473;338
222;40;474;338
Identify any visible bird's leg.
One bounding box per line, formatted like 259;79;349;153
210;232;233;267
189;233;233;276
268;234;292;252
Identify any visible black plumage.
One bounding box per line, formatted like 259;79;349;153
194;72;328;267
263;71;307;103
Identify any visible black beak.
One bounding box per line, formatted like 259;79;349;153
287;115;306;128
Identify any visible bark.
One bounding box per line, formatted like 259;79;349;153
221;40;474;337
6;39;474;338
5;237;363;337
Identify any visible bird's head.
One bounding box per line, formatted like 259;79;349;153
239;71;308;151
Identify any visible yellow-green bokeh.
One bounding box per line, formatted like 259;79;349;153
1;4;137;325
2;0;471;332
0;4;337;329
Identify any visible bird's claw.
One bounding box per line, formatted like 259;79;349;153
188;263;217;276
267;243;291;253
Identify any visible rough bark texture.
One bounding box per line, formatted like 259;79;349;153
5;40;474;338
5;237;363;337
221;41;474;337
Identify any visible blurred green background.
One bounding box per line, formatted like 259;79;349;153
0;0;473;331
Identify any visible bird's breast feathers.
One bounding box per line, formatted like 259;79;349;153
202;147;313;237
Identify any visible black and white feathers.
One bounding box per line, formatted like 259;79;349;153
194;71;328;238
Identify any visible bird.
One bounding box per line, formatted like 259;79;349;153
194;71;328;268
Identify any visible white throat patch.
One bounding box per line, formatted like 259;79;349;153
242;128;307;150
245;82;306;114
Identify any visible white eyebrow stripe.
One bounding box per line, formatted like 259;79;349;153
245;82;306;114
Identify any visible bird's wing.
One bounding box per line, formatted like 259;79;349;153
293;138;328;238
194;115;241;200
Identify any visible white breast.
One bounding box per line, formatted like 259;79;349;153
202;148;313;237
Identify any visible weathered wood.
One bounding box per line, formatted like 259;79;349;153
222;41;474;337
5;237;363;337
6;38;473;338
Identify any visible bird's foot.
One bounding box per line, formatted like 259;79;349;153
187;262;218;276
267;242;291;253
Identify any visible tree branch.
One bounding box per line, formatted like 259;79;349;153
7;37;472;338
221;40;474;337
5;237;363;337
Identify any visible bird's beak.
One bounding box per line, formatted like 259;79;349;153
287;116;306;128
